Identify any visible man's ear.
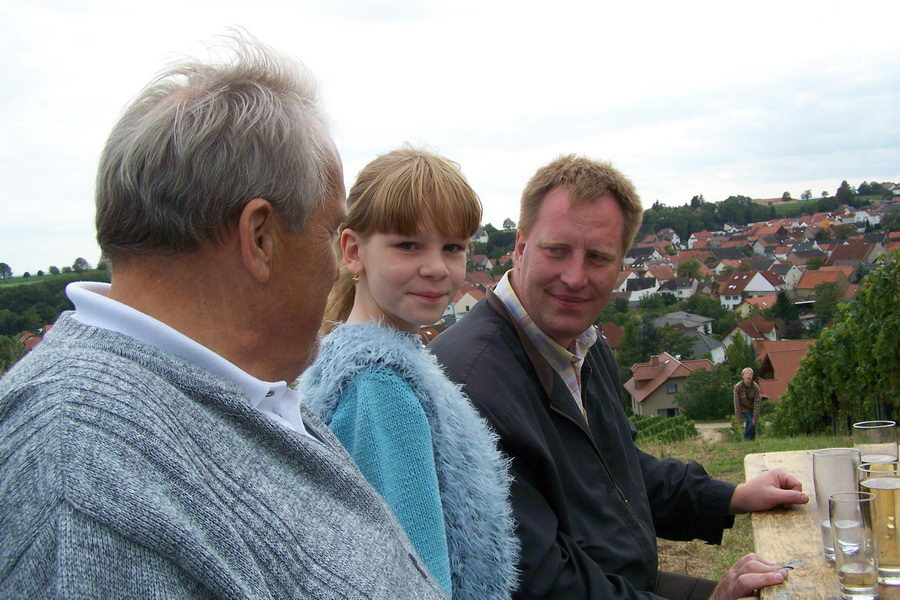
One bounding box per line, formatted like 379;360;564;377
238;198;276;283
513;230;526;263
340;228;363;277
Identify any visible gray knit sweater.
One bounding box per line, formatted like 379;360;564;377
0;313;446;600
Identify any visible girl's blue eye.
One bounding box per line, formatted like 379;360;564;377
398;241;416;250
444;244;463;253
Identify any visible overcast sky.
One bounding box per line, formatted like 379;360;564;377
2;0;899;274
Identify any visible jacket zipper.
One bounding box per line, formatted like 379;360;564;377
549;404;652;541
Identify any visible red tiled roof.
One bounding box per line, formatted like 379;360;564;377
624;352;713;403
465;271;496;287
647;265;675;281
827;243;873;265
599;321;624;349
744;294;776;310
754;339;816;366
733;315;775;339
758;342;816;402
796;270;846;290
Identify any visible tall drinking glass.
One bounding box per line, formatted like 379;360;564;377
853;420;898;467
812;448;862;560
830;492;878;600
859;467;900;584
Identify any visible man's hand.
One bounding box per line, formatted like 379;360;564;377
729;468;809;514
710;554;788;600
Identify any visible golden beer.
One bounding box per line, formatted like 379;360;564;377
860;475;900;584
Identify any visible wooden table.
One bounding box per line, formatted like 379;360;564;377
746;450;900;599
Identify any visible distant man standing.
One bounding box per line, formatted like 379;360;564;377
734;367;763;441
0;35;445;599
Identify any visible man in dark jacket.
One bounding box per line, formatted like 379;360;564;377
431;155;808;600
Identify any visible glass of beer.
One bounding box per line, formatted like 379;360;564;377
853;420;898;468
812;448;862;560
830;492;878;599
859;468;900;585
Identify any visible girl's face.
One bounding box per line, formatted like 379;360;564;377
343;223;468;333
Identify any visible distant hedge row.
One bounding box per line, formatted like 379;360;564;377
631;414;698;443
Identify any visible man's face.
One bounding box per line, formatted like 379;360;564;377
743;372;754;385
512;186;625;349
275;179;346;376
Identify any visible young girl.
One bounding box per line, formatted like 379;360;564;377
301;147;518;600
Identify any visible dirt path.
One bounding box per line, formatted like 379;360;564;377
695;421;731;443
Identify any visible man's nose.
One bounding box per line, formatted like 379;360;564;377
559;258;587;289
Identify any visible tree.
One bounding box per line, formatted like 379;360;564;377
814;229;831;243
801;190;813;201
23;272;31;278
658;325;694;360
0;263;11;280
771;251;900;434
62;266;73;273
675;366;734;420
72;257;90;273
502;218;516;230
806;256;825;270
782;191;792;202
821;191;829;199
765;290;802;339
690;195;704;209
49;265;60;275
36;270;44;277
835;181;855;205
724;333;757;380
0;334;24;374
677;258;702;279
814;281;841;327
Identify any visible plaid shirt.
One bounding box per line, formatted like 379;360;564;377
733;380;762;420
494;272;597;420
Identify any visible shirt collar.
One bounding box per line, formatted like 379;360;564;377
493;271;598;363
66;281;307;435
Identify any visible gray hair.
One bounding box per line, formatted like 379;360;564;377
95;32;337;258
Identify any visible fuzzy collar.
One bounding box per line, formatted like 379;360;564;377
302;322;519;600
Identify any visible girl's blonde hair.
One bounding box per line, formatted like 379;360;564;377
323;146;482;332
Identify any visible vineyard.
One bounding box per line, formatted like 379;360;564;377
631;415;698;443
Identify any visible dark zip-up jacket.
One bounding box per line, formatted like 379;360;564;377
430;293;736;599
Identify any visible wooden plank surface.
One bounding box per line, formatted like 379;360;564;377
746;450;900;599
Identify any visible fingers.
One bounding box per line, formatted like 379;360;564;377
733;569;787;598
769;468;804;492
714;555;788;600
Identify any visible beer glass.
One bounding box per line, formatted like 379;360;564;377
830;492;878;599
812;448;862;560
853;420;898;468
859;468;900;585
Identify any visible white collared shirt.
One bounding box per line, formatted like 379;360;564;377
67;281;311;439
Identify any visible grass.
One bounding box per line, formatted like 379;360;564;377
638;432;850;580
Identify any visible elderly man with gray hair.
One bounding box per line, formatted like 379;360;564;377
734;367;763;441
0;35;446;599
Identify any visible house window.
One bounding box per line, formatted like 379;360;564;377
667;383;677;394
658;407;678;418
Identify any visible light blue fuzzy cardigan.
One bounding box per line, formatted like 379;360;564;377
301;322;519;600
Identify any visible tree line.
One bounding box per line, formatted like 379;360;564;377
639;179;890;242
0;257;94;280
0;270;110;338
